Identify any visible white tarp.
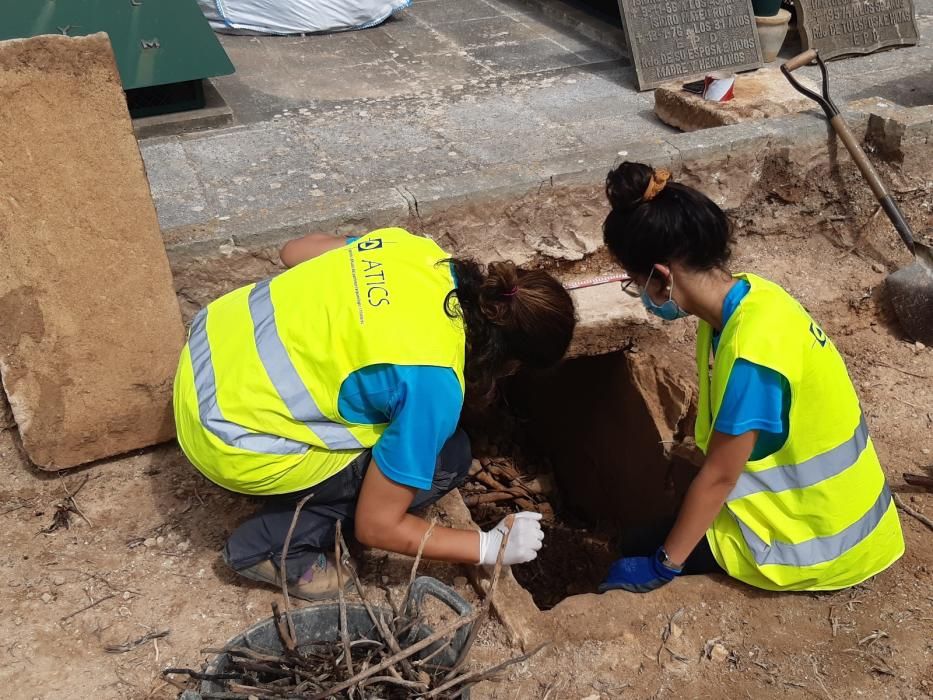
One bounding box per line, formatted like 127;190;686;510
199;0;411;35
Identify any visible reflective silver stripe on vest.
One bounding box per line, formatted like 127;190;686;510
734;483;892;568
189;309;309;455
728;415;869;502
248;280;363;451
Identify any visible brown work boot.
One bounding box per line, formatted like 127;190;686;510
236;552;354;602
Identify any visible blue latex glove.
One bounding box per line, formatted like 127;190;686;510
598;547;682;594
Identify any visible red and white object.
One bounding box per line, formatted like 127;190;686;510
702;73;736;102
563;274;630;291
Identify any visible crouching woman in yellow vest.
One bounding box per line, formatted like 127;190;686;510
597;163;904;594
174;228;576;600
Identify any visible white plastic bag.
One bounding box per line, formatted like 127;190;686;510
199;0;411;35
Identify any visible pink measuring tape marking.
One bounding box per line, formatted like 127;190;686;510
563;274;630;291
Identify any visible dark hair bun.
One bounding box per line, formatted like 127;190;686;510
479;261;520;323
603;161;733;276
605;161;654;212
445;257;576;400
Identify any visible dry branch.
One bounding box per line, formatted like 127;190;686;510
894;493;933;531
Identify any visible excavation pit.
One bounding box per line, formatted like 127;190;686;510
462;345;700;611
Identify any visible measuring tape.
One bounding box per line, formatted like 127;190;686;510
563;274;630;291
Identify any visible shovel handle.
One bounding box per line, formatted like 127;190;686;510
828;119;916;255
781;50;917;256
783;49;818;72
780;49;839;118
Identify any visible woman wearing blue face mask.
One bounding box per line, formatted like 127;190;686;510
598;162;903;595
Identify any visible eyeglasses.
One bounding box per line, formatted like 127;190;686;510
620;278;640;297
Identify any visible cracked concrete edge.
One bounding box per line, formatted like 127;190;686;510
161;99;933;264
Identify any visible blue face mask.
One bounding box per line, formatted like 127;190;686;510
641;268;689;321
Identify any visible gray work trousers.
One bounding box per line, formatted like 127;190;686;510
223;429;472;581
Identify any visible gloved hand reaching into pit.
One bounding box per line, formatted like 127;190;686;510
477;512;544;566
598;546;683;593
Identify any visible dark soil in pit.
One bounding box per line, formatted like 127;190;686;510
511;522;615;610
462;410;623;611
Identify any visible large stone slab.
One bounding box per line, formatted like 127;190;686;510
617;0;763;91
795;0;919;60
654;68;818;132
0;34;186;469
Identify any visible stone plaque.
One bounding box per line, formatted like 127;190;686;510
795;0;919;59
618;0;764;91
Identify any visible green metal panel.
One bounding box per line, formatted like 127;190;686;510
0;0;235;90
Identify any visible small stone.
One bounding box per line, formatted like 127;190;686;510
122;591;132;600
670;622;683;639
710;643;729;663
872;262;885;273
916;341;926;350
143;538;156;548
156;536;165;545
453;576;468;588
177;540;191;552
922;448;930;455
655;69;818;132
52;575;66;586
40;592;54;603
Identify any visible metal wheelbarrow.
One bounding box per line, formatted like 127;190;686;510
782;49;933;345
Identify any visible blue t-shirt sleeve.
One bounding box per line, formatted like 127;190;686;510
715;359;790;459
373;366;463;490
337;364;463;491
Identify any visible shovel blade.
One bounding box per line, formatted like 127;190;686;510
886;243;933;346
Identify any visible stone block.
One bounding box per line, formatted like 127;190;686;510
0;34;186;469
654;68;818;132
855;97;933;172
566;283;650;359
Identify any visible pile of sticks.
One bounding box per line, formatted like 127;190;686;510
462;458;555;521
164;513;545;699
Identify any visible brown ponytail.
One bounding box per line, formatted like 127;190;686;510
445;258;576;401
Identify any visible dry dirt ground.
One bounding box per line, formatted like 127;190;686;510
1;190;931;699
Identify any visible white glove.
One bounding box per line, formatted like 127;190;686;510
477;512;544;566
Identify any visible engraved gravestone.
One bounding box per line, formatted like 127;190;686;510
618;0;764;91
795;0;919;59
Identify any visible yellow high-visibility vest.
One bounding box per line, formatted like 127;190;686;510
696;274;904;591
173;228;466;495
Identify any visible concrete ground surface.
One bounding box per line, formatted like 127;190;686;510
141;0;933;246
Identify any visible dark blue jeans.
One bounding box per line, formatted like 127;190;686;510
223;429;472;581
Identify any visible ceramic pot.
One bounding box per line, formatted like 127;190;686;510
756;9;792;62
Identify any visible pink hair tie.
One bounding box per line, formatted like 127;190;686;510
503;287;519;298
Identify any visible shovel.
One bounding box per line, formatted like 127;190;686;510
782;49;933;345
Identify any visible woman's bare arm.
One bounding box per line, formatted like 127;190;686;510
354;459;481;563
280;233;351;268
663;429;756;565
